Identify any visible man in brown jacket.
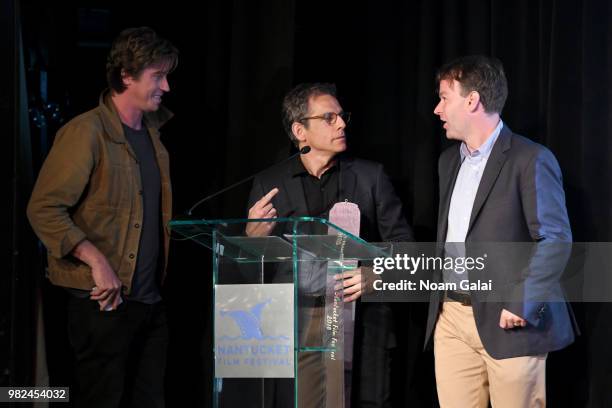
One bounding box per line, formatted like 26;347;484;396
27;27;178;408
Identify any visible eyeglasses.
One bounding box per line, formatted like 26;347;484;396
298;111;351;126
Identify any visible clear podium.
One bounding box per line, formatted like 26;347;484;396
169;217;390;408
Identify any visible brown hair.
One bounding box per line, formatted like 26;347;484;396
436;55;508;114
282;83;337;145
106;27;179;93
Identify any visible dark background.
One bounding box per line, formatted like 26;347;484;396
5;0;611;407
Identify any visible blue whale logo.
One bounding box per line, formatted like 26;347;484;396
220;299;272;340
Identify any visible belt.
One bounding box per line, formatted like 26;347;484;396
444;290;472;306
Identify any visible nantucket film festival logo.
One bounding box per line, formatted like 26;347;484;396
215;284;294;378
219;300;277;340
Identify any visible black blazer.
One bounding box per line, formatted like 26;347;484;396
247;155;415;404
425;125;577;359
247;155;414;243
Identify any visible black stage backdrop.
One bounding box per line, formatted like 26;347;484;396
6;0;611;407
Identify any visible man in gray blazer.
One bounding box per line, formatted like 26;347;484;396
425;55;577;407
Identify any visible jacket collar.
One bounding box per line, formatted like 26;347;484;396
98;89;174;143
338;154;358;201
466;125;512;234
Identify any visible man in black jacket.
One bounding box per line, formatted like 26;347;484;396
246;83;414;407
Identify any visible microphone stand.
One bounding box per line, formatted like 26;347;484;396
186;146;311;216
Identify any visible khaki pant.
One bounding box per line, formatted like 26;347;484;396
434;302;546;408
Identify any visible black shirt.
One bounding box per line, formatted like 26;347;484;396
122;123;162;304
290;157;339;234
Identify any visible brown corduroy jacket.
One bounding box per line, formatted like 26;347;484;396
27;90;173;293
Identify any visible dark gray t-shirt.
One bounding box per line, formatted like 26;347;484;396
122;123;162;304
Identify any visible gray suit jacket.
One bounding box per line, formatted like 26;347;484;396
425;125;577;359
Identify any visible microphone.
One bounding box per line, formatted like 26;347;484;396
187;146;311;216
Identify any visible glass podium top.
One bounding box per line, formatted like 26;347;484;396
169;217;391;262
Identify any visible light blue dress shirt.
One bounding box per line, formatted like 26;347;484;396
446;120;504;243
444;120;503;287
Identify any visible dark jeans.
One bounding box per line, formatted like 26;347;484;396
67;297;168;408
